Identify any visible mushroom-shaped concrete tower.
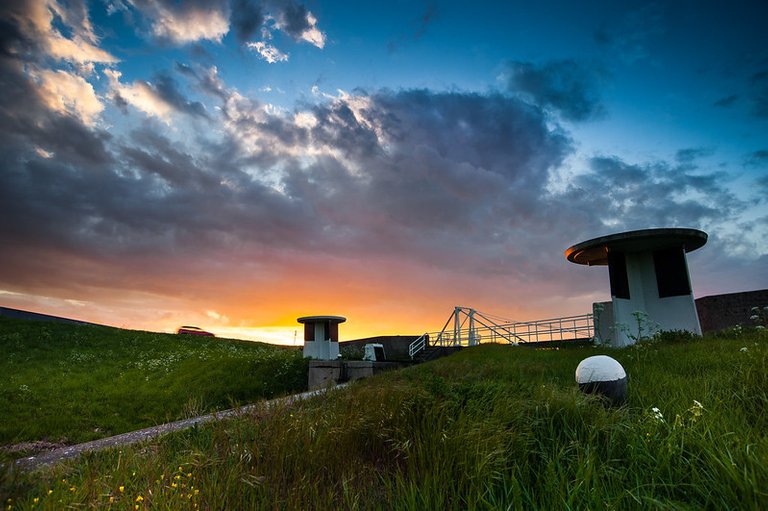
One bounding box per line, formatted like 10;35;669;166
565;228;707;347
298;315;347;360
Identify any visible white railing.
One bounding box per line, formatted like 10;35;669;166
408;333;429;359
428;308;594;348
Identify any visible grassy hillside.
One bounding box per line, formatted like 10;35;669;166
2;326;767;509
0;317;308;450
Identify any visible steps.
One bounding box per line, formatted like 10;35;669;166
412;345;462;363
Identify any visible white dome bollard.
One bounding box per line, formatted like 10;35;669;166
575;355;628;406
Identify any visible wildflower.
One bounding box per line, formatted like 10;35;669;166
174;475;181;480
109;496;114;504
135;496;144;502
119;486;125;493
187;472;192;478
651;406;665;422
69;487;76;492
47;490;53;495
171;483;178;488
134;506;139;510
33;499;39;504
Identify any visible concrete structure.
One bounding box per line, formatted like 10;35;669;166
575;355;628;407
566;228;707;346
363;343;385;361
298;315;346;360
341;335;421;361
307;360;407;390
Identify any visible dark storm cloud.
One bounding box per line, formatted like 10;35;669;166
277;1;311;40
153;72;209;118
502;60;606;122
566;156;743;230
175;63;229;101
229;0;263;43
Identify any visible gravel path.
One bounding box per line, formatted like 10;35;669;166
14;385;345;472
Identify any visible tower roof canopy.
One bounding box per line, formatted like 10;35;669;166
565;228;707;266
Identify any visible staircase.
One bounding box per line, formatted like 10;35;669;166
412;345;462;363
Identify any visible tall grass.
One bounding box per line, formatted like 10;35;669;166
2;328;767;509
0;317;308;449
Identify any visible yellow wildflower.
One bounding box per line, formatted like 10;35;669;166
135;495;144;502
119;486;125;493
33;498;39;504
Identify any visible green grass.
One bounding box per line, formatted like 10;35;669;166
0;317;308;450
2;323;768;509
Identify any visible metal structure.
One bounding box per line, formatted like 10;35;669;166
409;307;594;358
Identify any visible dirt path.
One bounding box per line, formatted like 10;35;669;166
13;385;345;472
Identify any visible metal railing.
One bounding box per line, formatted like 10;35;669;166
408;333;429;359
409;308;595;358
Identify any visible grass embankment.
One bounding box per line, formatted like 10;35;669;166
0;317;308;451
3;327;768;509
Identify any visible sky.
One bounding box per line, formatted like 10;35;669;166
1;0;767;344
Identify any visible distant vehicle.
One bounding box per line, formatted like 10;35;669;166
176;326;215;337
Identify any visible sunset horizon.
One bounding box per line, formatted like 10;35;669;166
1;1;766;344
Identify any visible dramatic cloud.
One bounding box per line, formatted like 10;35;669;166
274;1;325;48
1;0;117;64
502;60;606;122
230;0;263;43
130;0;230;44
32;68;104;125
248;41;288;63
1;1;765;338
105;69;208;121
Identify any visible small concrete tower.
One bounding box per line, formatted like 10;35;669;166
298;315;346;360
565;228;707;347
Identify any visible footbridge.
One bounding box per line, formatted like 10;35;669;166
409;307;594;359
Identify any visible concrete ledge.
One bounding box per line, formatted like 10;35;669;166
308;360;409;389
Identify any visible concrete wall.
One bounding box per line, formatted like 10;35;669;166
611;251;701;346
340;335;420;361
696;289;768;333
596;288;768;342
308;360;409;389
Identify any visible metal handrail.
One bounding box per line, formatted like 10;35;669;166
426;308;594;348
408;333;429;359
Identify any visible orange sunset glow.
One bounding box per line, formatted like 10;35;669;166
1;1;767;342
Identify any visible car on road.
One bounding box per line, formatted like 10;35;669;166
176;325;215;337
